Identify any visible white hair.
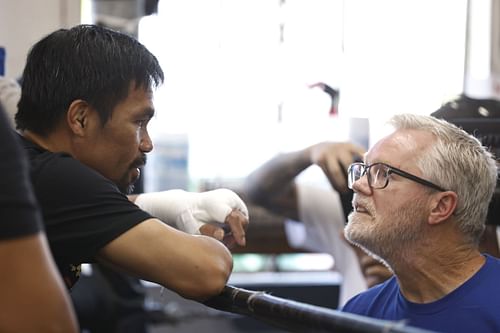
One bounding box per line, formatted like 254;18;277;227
389;113;498;243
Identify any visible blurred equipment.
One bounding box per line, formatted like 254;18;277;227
308;82;339;116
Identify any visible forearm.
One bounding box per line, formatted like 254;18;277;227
244;147;313;220
98;218;233;301
246;148;313;198
0;234;79;333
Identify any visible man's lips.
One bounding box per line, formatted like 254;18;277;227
353;202;371;214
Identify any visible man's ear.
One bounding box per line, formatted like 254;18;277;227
67;100;91;136
428;191;458;225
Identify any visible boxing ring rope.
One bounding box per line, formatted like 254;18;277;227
203;285;435;333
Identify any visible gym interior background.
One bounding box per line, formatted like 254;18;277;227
1;1;499;332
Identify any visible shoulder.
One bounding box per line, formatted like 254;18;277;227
22;141;138;222
477;254;500;285
23;144;120;200
341;276;398;315
478;254;500;275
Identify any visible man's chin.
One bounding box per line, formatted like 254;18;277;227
117;178;137;194
125;168;142;193
345;219;370;244
116;168;142;194
125;184;135;195
115;181;135;194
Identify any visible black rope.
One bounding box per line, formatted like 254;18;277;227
203;285;436;333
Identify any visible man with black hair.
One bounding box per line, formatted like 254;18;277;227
16;24;249;301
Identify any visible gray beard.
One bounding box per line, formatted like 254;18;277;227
345;196;428;262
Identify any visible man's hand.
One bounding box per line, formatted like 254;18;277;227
179;189;249;248
309;142;365;193
199;209;248;248
133;188;249;248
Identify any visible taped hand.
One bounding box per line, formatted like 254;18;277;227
134;188;249;247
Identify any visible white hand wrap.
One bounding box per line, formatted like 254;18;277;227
134;188;249;235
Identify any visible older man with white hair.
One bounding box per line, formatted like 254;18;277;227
342;113;500;333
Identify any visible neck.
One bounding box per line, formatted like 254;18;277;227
23;129;71;153
391;242;485;303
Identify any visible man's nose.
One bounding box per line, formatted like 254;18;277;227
140;131;153;153
352;173;372;195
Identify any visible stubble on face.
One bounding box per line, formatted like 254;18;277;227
345;194;428;261
117;154;147;194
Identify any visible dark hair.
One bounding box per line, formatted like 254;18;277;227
16;24;164;135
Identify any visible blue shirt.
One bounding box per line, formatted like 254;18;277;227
341;254;500;333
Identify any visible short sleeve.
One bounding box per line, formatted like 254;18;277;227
31;153;152;264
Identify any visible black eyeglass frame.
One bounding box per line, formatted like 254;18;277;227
348;162;447;192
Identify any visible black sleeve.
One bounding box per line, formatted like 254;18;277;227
0;108;42;239
31;153;152;264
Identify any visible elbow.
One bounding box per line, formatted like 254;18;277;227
177;243;233;301
200;255;233;300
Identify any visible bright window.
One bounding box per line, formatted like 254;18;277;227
139;0;467;191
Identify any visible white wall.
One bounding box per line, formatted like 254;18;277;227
0;0;80;78
140;0;467;186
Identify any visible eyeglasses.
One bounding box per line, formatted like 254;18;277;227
347;162;446;192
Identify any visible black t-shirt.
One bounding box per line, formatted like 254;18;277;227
19;135;152;288
0;108;42;239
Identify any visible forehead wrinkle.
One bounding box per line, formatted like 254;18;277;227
367;129;430;171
